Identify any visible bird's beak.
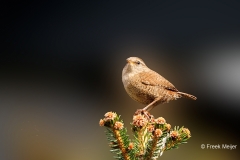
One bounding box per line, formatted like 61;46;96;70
126;59;133;64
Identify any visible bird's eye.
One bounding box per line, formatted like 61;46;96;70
136;61;140;65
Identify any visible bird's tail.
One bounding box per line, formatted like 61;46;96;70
178;92;197;100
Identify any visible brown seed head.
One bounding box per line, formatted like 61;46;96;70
155;117;166;124
104;112;117;121
165;123;171;131
114;121;124;130
183;128;191;138
147;125;155;132
128;142;134;150
133;114;148;127
99;119;105;127
155;129;163;137
170;131;179;138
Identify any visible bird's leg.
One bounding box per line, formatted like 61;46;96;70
134;109;153;122
143;98;160;112
134;98;160;121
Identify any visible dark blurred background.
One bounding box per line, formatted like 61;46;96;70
1;1;240;160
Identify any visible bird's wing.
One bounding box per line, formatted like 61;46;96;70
139;71;178;92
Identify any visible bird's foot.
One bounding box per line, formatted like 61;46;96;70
134;109;154;122
134;109;144;115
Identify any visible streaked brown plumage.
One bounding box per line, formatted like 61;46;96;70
122;57;197;112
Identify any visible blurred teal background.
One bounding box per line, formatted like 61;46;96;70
1;1;240;160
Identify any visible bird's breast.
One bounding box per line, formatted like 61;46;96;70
122;74;155;105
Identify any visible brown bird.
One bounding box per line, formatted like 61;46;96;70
122;57;197;112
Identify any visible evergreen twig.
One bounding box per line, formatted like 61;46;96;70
99;110;191;160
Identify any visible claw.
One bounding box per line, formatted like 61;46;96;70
134;109;154;122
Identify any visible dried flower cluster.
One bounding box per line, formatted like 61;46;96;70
166;123;171;131
99;110;191;160
132;114;148;127
170;130;179;138
155;129;163;137
147;125;155;132
182;128;191;138
114;121;124;130
128;142;134;150
155;117;166;124
99;119;105;126
104;111;117;121
132;111;170;137
99;111;124;130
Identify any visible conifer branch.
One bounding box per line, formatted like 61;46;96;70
99;110;191;160
112;128;130;160
145;133;158;160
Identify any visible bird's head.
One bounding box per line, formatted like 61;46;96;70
123;57;148;74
